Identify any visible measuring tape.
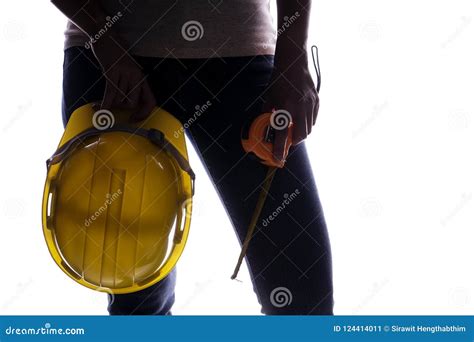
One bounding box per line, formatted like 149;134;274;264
231;45;322;279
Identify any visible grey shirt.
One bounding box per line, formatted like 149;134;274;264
64;0;276;58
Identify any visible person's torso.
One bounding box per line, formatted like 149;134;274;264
65;0;276;58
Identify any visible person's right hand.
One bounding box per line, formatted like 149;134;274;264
91;35;156;121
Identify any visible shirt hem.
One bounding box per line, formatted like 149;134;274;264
64;39;276;58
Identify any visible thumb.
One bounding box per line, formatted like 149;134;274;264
273;127;289;162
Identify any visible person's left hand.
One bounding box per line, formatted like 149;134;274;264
263;51;319;162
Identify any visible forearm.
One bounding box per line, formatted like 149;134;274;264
275;0;311;64
50;0;119;40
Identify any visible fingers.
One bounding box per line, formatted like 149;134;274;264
313;97;319;126
100;69;156;122
273;126;290;162
117;76;131;105
292;109;308;145
121;78;141;108
306;94;319;136
131;83;156;122
101;73;120;110
306;103;313;136
270;105;306;161
294;92;319;144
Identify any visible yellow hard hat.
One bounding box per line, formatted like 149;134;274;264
42;103;194;294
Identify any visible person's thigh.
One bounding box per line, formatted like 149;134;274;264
180;55;334;314
61;46;177;315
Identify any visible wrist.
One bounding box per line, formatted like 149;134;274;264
273;44;308;70
90;32;126;54
276;30;308;47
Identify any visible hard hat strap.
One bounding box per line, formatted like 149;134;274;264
46;125;195;195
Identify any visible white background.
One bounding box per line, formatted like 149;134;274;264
1;0;473;315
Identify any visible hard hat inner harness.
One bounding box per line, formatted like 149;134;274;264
46;125;196;195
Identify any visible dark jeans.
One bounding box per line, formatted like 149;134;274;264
61;47;334;315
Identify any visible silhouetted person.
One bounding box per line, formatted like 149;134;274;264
51;0;333;315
